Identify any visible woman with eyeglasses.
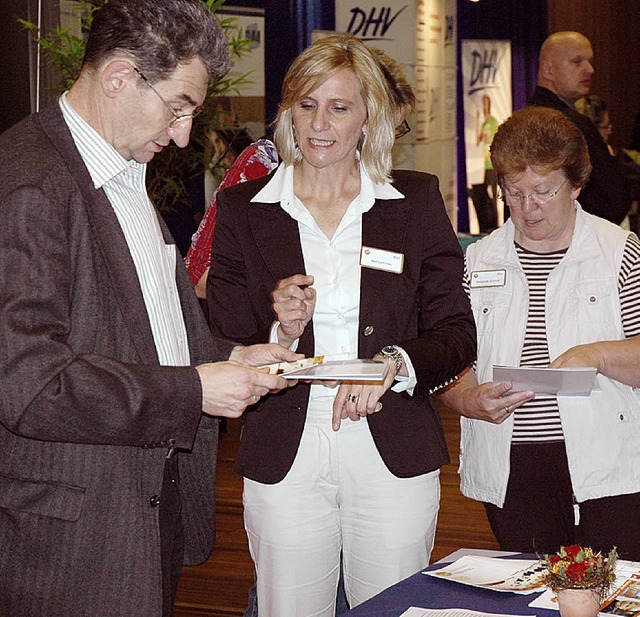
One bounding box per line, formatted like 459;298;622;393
439;105;640;561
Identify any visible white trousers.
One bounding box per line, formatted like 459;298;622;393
243;404;440;617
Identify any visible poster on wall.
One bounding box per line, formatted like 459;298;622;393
462;39;512;233
217;7;265;99
334;0;416;65
335;0;458;226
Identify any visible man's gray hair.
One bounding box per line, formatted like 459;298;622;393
83;0;229;82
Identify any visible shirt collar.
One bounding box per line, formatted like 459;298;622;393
251;162;404;211
59;92;146;189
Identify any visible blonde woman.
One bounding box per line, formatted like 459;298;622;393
207;35;475;615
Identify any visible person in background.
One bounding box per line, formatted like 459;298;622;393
185;137;279;298
206;34;476;616
439;106;640;561
575;94;615;155
473;94;500;232
528;31;631;224
0;1;296;615
576;96;640;233
371;47;415;137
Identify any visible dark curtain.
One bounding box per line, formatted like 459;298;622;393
264;0;335;127
456;0;548;231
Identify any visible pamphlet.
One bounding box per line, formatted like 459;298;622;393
262;357;390;382
400;608;531;617
425;555;546;594
492;365;598;396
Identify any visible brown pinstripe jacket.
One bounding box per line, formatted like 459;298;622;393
0;103;234;616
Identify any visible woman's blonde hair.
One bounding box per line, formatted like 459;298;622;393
273;34;396;183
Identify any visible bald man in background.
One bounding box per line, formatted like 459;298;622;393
528;31;630;224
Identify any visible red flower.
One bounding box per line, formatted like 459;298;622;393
566;561;588;582
563;545;582;558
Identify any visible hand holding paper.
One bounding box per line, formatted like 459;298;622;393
437;367;534;425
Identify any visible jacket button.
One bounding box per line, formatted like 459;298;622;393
363;325;374;336
149;495;161;508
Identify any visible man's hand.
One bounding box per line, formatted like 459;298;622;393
196;360;291;418
271;274;316;347
229;343;303;367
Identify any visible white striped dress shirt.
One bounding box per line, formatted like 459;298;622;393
59;93;190;367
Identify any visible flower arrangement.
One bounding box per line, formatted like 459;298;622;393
543;545;618;600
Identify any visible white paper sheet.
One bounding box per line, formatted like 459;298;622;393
492;365;598;396
425;555;546;594
400;608;532;617
261;358;390;382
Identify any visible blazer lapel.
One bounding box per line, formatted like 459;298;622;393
247;200;316;356
39;106;159;363
359;196;412;321
249;202;307;280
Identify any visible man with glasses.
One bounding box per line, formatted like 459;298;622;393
0;1;297;616
528;31;630;224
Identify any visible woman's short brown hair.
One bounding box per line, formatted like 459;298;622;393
273;34;396;183
490;106;592;188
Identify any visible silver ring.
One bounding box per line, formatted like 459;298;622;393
347;394;359;404
373;402;383;413
253;395;259;404
504;406;510;414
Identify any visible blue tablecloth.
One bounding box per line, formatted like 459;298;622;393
343;554;556;617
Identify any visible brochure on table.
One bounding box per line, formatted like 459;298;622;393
400;609;530;617
424;555;546;594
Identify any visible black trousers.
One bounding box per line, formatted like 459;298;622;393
484;441;640;560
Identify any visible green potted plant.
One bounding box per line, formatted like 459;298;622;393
19;0;255;216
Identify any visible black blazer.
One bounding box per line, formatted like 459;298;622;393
208;169;476;483
528;86;631;224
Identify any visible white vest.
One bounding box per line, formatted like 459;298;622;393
461;203;640;506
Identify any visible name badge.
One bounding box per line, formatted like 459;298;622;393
470;269;507;288
360;246;404;274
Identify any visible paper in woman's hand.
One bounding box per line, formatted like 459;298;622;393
492;365;598;396
261;357;390;382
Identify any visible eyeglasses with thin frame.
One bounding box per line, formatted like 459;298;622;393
134;67;203;128
395;119;411;139
499;177;569;207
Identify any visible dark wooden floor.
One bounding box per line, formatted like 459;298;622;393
174;403;499;616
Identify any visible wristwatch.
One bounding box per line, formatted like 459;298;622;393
380;345;403;375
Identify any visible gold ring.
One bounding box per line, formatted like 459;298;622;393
504;406;510;414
